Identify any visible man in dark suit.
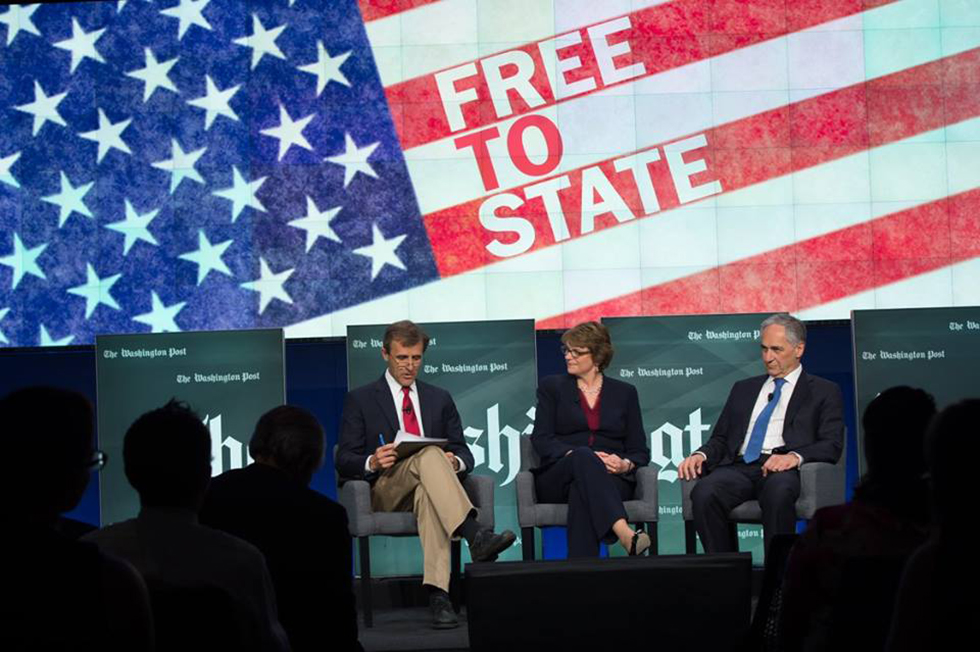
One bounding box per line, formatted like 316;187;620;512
200;405;361;652
336;320;515;629
678;313;844;554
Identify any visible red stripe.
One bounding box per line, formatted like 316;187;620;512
358;0;442;22
537;187;980;328
422;46;980;277
387;0;898;150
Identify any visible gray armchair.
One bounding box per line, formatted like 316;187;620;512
515;436;659;559
335;450;495;628
680;454;845;554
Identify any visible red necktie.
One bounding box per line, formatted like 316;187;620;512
401;386;421;436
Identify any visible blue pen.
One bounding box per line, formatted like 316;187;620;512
378;434;385;447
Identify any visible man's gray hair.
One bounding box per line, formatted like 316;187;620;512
761;313;806;345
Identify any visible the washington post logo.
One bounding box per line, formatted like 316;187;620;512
650;409;711;483
203;414;252;476
463;404;535;487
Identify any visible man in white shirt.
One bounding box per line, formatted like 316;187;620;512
336;320;515;628
677;313;845;553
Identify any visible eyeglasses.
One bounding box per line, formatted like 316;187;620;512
393;355;422;368
85;450;107;472
560;345;591;359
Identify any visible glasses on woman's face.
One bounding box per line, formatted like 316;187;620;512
561;345;591;360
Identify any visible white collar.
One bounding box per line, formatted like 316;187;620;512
769;364;803;387
385;369;416;395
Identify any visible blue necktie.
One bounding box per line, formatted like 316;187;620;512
743;378;787;463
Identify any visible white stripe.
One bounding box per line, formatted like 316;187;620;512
366;0;673;88
287;117;980;337
404;0;973;218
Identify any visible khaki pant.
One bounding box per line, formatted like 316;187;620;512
372;446;474;591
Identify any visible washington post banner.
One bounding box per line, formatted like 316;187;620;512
96;328;285;524
3;1;980;349
852;306;980;474
604;313;767;560
346;319;535;576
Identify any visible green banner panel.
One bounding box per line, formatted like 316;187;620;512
604;314;770;563
96;329;286;525
346;320;536;576
852;306;980;475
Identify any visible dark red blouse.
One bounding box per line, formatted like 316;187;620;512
579;389;601;442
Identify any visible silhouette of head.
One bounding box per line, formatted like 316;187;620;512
123;399;211;510
926;398;980;526
249;405;325;486
862;386;936;487
0;387;95;521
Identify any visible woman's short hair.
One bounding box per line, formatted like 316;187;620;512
561;321;614;372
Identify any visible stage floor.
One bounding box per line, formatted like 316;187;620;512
354;563;764;652
359;607;470;652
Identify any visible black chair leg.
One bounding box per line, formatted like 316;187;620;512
521;527;535;561
359;537;373;628
450;540;462;612
685;521;698;554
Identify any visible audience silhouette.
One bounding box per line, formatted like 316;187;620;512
83;399;290;651
779;386;936;651
201;405;362;652
0;386;153;652
886;398;978;651
4;377;976;651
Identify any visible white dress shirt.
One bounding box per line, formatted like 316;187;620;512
738;364;804;461
365;371;466;473
385;369;425;437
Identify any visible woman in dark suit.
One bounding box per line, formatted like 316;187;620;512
531;321;651;557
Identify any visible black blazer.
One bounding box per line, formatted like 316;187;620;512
199;464;361;652
336;375;474;482
531;374;650;472
697;371;845;470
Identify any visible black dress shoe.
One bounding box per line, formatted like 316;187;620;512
469;528;517;562
429;590;458;629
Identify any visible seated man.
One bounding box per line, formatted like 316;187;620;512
0;387;152;652
336;320;515;629
84;400;289;651
201;405;362;652
678;313;844;554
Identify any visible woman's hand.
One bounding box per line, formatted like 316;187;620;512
595;452;632;474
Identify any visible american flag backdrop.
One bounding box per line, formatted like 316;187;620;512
1;0;979;347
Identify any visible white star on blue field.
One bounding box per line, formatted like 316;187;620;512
0;0;439;346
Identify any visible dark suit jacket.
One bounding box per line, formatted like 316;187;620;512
199;464;361;652
697;371;844;470
531;374;650;472
336;375;474;482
